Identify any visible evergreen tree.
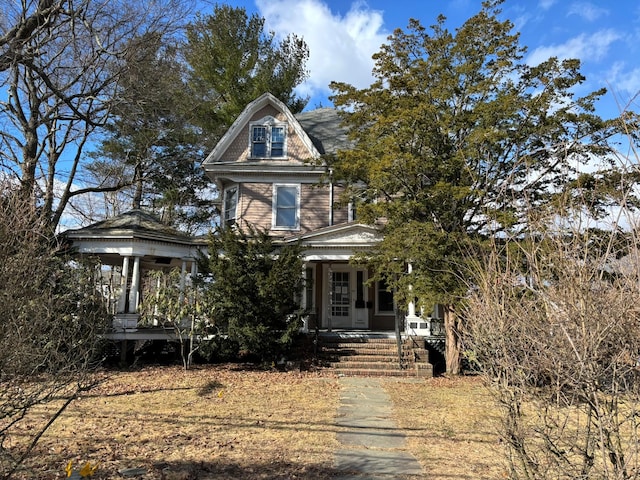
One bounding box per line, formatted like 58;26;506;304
202;226;304;363
330;0;620;373
88;33;214;233
184;5;309;149
88;5;310;231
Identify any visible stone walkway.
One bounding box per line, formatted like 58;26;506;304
334;377;424;479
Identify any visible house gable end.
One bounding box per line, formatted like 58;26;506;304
202;93;321;166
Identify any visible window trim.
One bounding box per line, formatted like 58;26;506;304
249;117;287;159
272;183;300;231
223;185;238;227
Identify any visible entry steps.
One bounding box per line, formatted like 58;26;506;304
319;333;434;377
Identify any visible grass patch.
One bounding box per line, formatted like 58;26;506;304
15;365;340;479
382;375;507;479
8;367;505;479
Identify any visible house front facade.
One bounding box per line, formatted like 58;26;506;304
202;93;399;332
65;92;444;341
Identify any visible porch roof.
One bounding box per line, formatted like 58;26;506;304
64;209;197;243
281;222;382;260
63;209;205;267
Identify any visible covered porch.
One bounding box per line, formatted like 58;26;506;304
64;210;206;340
285;223;445;338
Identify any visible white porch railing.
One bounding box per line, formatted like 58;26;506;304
405;316;444;336
113;313;139;331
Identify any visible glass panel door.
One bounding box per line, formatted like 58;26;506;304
330;271;351;328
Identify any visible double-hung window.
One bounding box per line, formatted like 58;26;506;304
273;184;300;230
223;186;238;226
250;117;286;158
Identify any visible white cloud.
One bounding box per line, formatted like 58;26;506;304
567;2;609;22
539;0;556;10
257;0;388;105
604;61;640;102
527;29;620;66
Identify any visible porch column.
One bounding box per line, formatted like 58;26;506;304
117;256;130;313
128;256;141;313
327;264;332;332
300;263;309;333
405;262;421;333
190;261;198;310
407;263;416;317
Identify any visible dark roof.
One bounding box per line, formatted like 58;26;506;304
67;209;191;239
295;108;351;155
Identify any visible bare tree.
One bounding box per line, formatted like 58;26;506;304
465;125;640;478
0;183;111;478
0;0;190;231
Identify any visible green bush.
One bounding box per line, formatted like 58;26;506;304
201;226;304;363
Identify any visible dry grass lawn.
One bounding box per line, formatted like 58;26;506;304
9;366;505;479
383;376;506;479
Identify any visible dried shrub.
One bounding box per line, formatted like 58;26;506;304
0;189;110;478
465;203;640;478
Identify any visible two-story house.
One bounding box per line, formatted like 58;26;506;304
64;92;444;371
203;92;396;331
66;92;444;352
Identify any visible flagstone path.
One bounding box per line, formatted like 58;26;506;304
333;377;425;479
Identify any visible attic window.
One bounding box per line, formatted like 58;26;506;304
250;117;286;158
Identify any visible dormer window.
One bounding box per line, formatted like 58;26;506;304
250;117;286;158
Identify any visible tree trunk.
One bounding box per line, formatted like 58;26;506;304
394;306;404;370
444;304;462;375
133;160;143;209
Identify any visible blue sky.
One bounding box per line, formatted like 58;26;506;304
209;0;640;120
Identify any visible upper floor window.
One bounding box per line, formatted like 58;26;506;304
250;117;286;158
223;186;238;226
272;184;300;230
348;200;357;222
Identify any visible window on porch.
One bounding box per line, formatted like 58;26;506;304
377;279;394;315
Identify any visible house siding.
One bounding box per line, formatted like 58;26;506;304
221;106;315;165
237;183;272;231
300;184;331;232
238;182;340;234
331;184;349;225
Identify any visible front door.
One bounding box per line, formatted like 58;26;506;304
323;265;369;329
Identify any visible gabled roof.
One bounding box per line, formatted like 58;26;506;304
284;222;381;246
203;92;321;165
202;92;352;167
282;222;382;261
